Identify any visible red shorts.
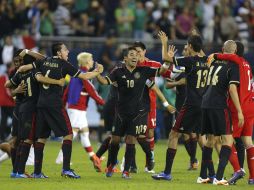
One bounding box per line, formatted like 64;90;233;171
147;110;156;129
232;114;254;138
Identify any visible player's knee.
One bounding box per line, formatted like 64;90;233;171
80;127;89;133
111;136;120;145
241;137;253;148
37;138;47;144
24;139;33;144
125;135;136;144
63;134;73;141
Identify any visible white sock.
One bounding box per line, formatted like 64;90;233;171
0;149;4;157
0;153;9;163
80;132;94;157
26;145;34;165
72;131;78;140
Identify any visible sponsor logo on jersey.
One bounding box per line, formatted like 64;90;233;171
134;72;140;79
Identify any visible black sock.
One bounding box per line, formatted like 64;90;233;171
10;147;16;171
13;143;22;173
216;145;231;180
17;142;31;174
164;148;176;175
131;146;137;168
184;139;192;158
62;140;72;171
235;138;245;168
34;142;45;175
137;137;152;161
96;136;111;158
200;146;214;178
109;143;120;166
189;138;198;163
124;144;135;172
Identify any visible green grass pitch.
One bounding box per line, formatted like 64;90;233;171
0;140;253;190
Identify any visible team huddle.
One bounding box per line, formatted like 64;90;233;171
1;30;254;185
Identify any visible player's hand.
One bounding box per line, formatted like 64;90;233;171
168;45;177;58
165;82;176;89
158;31;168;44
58;78;65;87
166;105;176;114
17;65;28;73
95;63;104;74
19;49;28;57
16;81;27;93
238;111;244;127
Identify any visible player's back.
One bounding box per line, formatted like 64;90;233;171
202;60;239;109
173;56;208;106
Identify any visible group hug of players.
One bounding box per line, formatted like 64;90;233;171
1;30;254;185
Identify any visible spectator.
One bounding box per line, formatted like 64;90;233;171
220;7;238;41
38;0;54;36
156;8;176;40
54;0;74;36
72;12;94;36
175;7;194;39
235;6;250;44
27;0;41;38
103;0;119;33
133;1;147;39
115;0;135;38
0;0;14;37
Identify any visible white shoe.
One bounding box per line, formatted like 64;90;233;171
144;167;155;174
196;177;210;184
120;157;125;172
213;178;229;185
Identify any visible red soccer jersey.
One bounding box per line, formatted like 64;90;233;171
216;54;254;118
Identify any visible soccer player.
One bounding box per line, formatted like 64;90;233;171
152;31;208;181
197;40;244;185
17;43;103;178
96;46;175;179
212;41;254;185
5;49;66;178
55;52;105;172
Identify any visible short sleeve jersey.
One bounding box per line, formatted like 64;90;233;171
173;56;208;106
202;60;239;109
10;69;40;112
105;65;157;115
33;57;81;107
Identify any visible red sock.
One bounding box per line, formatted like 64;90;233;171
247;146;254;179
229;144;241;172
146;137;155;151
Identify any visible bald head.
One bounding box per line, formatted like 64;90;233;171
223;40;237;54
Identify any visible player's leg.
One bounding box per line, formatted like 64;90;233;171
188;133;199;170
241;118;254;185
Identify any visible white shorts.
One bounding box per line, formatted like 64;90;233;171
67;108;88;129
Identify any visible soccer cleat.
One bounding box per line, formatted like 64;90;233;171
152;172;172;181
90;154;102;172
188;159;199;170
248;179;254;185
106;165;115;177
147;159;155;171
130;166;138;173
31;172;48;178
15;173;32;178
196;177;210;184
10;172;17;178
213;178;229;185
228;170;245;185
122;171;131;179
144;167;155;174
61;169;80;179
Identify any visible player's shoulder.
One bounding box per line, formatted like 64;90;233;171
143;59;161;68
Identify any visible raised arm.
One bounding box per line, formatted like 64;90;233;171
19;49;46;60
83;80;105;105
229;84;244;127
150;84;176;114
78;64;104;80
165;77;186;89
96;74;110;85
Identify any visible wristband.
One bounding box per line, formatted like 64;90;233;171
163;101;169;107
162;63;170;69
25;49;29;54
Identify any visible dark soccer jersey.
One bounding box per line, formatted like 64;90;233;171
175;73;186;110
10;70;40;112
202;60;239;109
173;56;208;106
105;65;158;115
32;57;81;107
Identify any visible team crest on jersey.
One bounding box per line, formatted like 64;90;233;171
134;72;140;79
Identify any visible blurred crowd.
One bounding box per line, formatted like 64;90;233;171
0;0;254;43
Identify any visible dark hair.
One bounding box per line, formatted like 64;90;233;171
121;48;129;58
52;42;63;56
133;41;146;50
187;35;203;52
23;54;36;65
235;41;244;57
14;49;24;58
128;46;137;53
